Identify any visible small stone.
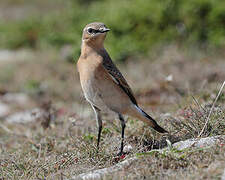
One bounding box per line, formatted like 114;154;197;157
6;108;43;123
60;45;74;62
0;102;10;117
222;168;225;180
161;113;171;118
2;93;30;105
123;144;133;153
165;74;173;82
172;135;225;150
0;49;33;63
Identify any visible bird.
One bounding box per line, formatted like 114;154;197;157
77;22;168;155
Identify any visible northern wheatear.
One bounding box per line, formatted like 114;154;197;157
77;22;168;155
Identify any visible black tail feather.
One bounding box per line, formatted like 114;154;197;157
153;123;168;133
140;108;168;133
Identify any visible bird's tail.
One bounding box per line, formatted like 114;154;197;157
126;105;168;133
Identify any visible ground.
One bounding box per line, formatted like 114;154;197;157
0;45;224;179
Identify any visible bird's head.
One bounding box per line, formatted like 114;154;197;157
82;22;110;48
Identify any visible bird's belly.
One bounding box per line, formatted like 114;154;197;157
82;79;109;111
80;67;132;113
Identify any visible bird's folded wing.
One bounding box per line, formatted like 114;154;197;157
102;59;138;105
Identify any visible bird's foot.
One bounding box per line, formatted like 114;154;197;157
117;151;126;156
112;151;127;163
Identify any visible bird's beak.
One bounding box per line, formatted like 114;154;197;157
101;27;110;33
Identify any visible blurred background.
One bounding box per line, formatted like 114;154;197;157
0;0;224;179
0;0;225;60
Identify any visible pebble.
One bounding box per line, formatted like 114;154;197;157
2;93;30;105
5;108;43;123
0;102;10;118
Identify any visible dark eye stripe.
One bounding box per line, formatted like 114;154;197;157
87;28;100;34
93;29;99;33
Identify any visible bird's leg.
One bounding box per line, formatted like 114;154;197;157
118;114;126;155
97;124;102;149
91;105;102;150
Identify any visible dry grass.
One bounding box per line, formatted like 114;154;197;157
103;145;225;180
0;46;225;179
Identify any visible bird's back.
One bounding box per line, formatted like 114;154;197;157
100;49;138;105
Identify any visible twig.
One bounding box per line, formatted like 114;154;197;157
0;124;12;133
191;95;206;113
198;81;225;137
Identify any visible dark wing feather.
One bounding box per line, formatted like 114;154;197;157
102;54;138;105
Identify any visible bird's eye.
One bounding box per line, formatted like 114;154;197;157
87;28;99;34
87;28;94;34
